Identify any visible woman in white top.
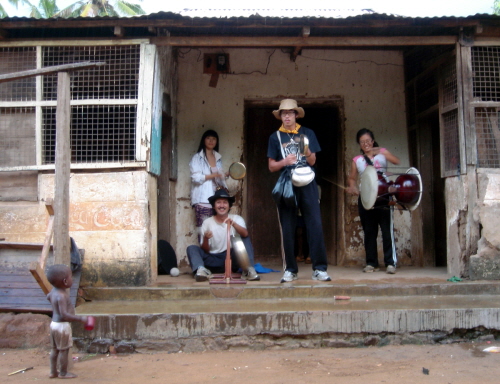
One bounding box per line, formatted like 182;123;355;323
189;130;228;240
347;128;400;274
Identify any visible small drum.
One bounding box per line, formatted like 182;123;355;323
229;162;246;180
230;235;250;270
395;168;422;211
360;166;422;210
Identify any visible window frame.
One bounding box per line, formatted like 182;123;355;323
0;40;151;172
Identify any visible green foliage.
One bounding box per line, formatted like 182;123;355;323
55;1;145;18
1;0;145;18
495;0;500;15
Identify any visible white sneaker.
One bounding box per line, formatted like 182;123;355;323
363;265;380;273
386;265;396;274
243;266;260;281
312;270;332;281
280;270;298;283
195;266;212;282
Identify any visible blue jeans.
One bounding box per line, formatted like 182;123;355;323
187;236;256;273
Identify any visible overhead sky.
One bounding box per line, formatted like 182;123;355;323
2;0;496;18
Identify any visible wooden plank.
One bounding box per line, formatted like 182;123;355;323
151;35;458;47
0;270;80;314
29;261;52;295
53;71;71;265
0;171;38;202
0;289;72;298
39;199;55;269
0;62;105;83
0;242;50;250
0;161;146;172
0;281;51;289
0;17;482;30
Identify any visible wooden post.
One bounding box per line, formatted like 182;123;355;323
53;72;71;265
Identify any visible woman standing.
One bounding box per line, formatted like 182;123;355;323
189;130;228;240
347;128;400;274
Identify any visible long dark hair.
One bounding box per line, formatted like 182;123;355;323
356;128;379;154
197;129;220;155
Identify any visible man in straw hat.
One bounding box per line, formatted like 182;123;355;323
267;99;331;283
186;189;260;282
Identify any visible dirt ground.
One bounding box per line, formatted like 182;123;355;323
2;343;500;383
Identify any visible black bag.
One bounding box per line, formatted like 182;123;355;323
272;167;296;208
158;240;178;275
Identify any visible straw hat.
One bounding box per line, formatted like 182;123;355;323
272;99;305;120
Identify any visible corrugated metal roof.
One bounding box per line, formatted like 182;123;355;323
177;8;378;18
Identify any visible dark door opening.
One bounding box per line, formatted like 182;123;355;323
410;111;447;267
245;101;342;265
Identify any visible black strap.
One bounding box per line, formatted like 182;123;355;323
363;154;374;166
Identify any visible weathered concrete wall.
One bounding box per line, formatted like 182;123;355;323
71;309;500;354
174;48;411;268
445;176;469;277
470;169;500;279
0;171;154;286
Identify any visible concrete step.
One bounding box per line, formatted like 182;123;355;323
72;266;500;354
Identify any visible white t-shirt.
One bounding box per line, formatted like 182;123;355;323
353;149;388;175
200;214;246;254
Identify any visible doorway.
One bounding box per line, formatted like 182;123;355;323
244;99;343;265
409;110;447;267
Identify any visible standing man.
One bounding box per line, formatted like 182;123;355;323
267;99;331;283
187;189;260;282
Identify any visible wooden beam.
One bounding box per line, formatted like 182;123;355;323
0;61;105;83
291;26;310;62
29;261;52;295
53;71;71;265
39;199;55;270
114;26;125;38
0;17;483;30
151;35;457;47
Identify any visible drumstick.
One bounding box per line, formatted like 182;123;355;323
321;177;347;190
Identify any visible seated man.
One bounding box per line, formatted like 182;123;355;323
187;189;260;282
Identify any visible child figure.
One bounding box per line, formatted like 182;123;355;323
46;264;87;379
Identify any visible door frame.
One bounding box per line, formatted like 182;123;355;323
243;96;346;265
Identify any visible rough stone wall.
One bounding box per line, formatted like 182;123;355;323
0;171;154;287
470;169;500;280
0;313;50;349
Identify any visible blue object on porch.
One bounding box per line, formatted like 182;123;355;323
254;263;280;273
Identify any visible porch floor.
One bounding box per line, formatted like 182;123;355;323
76;264;500;314
72;265;500;353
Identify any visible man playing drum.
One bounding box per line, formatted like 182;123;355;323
186;189;260;282
346;128;400;274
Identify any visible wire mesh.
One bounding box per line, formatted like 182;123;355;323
42;105;137;164
442;110;460;174
0;47;37;102
42;45;140;101
441;60;457;108
472;47;500;102
0;107;36;167
474;107;500;168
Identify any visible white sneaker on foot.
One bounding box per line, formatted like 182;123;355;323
312;270;331;281
280;270;297;283
386;265;396;274
195;266;212;282
243;266;260;281
363;265;380;273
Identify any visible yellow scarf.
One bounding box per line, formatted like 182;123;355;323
279;123;301;135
